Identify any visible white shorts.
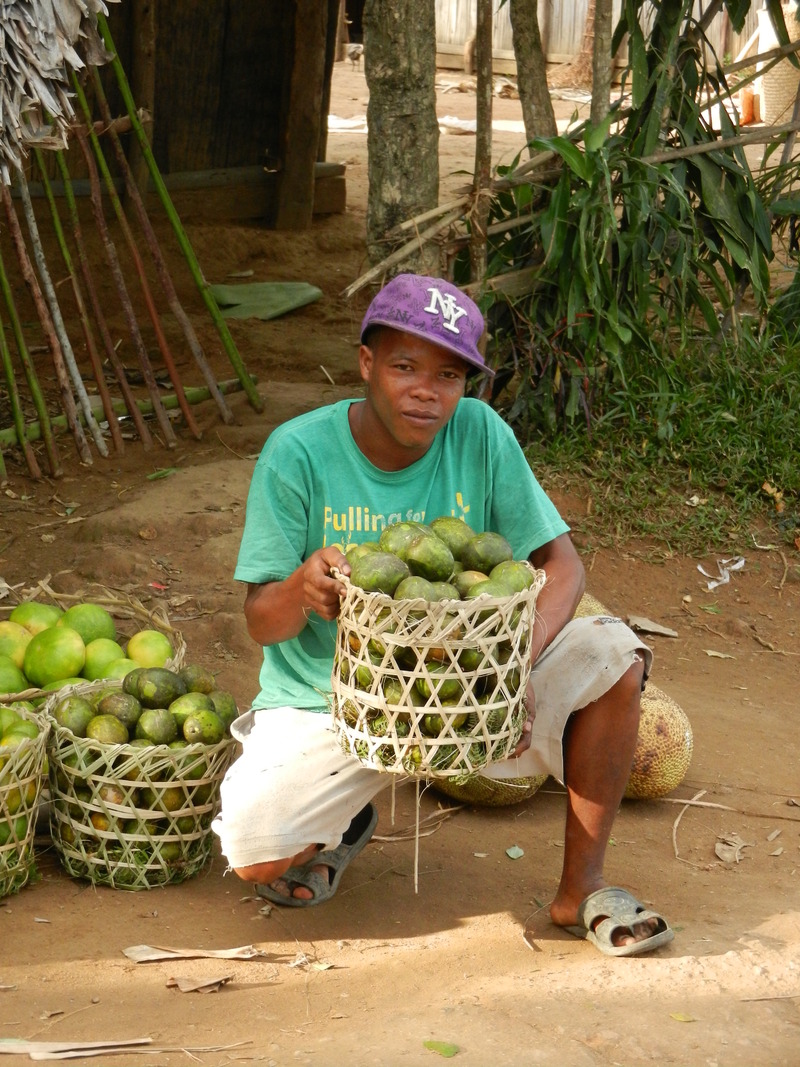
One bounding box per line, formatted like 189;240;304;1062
212;615;651;868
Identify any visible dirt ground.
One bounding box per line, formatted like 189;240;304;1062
1;64;799;1067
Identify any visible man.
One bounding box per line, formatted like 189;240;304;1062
212;273;673;957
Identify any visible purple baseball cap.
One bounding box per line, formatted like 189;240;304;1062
360;273;493;376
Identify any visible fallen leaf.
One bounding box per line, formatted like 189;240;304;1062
704;649;735;659
123;943;268;963
627;615;679;638
770;847;784;857
715;832;754;863
766;829;782;842
669;1012;696;1022
166;974;232;993
146;468;178;480
505;845;524;859
423;1039;460;1057
473;852;489;858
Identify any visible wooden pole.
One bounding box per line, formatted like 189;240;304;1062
90;67;234;426
96;12;263;414
32;148;125;455
72;123;177;448
53;148;154;450
71;72;201;440
0;185;91;466
15;172;109;458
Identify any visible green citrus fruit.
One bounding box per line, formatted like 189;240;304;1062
168;691;215;729
378;521;431;559
82;638;127;680
135;707;179;745
429;515;475;561
0;654;28;695
490;560;535;593
104;657;141;680
0;815;28;847
85;713;129;745
3;717;39;740
0;621;33;669
208;690;238;732
22;626;86;688
461;531;514;573
404;532;454;582
349;551;411;595
126;629;173;668
9;601;63;635
394;575;437;601
96;691;143;730
345;541;382;563
452;569;489;597
124;667;187;708
178;664;217;694
182;708;225;745
0;706;23;734
57;603;117;644
52;694;96;737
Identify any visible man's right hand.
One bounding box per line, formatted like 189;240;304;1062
300;546;350;621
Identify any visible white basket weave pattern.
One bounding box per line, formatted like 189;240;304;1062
331;566;545;779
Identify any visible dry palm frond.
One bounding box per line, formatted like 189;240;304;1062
0;0;119;184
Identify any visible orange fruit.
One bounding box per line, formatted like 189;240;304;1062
82;638;127;681
0;654;28;695
126;629;173;668
0;621;33;669
9;601;63;635
22;626;86;688
57;603;117;644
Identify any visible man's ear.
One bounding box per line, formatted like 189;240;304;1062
358;344;373;383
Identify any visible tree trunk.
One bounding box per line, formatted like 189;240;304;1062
591;0;614;126
364;0;440;271
470;0;493;283
509;0;558;144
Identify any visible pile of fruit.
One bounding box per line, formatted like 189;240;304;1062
331;516;545;779
0;704;49;897
0;599;180;698
45;664;239;890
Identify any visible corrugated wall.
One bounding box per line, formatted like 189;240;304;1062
435;1;759;68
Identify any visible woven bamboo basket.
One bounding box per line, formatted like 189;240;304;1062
330;565;545;779
0;706;50;897
44;681;235;890
0;580;186;705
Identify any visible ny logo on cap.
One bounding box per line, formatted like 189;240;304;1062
423;286;468;335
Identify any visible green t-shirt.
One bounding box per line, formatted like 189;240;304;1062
235;397;569;711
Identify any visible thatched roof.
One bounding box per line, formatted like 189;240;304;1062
0;0;117;183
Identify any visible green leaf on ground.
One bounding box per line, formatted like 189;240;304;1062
423;1040;460;1057
209;281;322;321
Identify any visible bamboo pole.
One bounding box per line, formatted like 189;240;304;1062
0;297;42;479
71;72;202;440
90;67;234;425
0;377;252;449
72;122;177;448
53;147;154;450
15;170;109;458
32;147;125;454
97;12;264;414
0;185;91;466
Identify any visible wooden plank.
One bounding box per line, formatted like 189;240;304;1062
274;0;329;229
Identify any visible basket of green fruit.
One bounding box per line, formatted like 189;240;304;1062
44;665;238;890
330;517;545;779
0;703;50;897
0;582;186;706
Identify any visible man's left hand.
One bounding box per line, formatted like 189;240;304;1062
510;678;536;757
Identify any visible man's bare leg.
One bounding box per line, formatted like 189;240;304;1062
549;659;662;948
